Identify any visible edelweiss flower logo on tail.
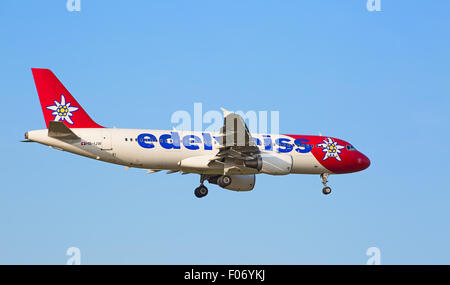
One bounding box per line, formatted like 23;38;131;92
318;138;345;161
46;95;79;124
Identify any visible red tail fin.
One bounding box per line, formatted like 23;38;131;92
31;68;103;128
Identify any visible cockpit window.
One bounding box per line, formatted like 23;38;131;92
346;145;356;151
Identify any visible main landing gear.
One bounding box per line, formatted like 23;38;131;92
194;175;209;198
217;175;232;188
320;173;332;195
194;175;232;198
194;185;208;198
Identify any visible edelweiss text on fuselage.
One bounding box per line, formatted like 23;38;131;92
136;132;313;153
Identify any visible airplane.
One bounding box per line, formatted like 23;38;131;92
24;68;370;198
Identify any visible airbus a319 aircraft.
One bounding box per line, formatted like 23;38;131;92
24;69;370;198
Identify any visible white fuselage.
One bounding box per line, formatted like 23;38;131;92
26;128;328;175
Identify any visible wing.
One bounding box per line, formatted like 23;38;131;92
211;108;260;162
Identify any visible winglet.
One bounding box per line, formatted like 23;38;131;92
220;107;232;117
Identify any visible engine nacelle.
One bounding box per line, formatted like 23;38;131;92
209;175;255;191
244;153;292;175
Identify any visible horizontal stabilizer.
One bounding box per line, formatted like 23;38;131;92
48;121;79;140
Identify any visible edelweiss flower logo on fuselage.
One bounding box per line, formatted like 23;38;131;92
317;138;345;161
46;95;79;124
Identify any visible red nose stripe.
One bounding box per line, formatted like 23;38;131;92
284;134;364;174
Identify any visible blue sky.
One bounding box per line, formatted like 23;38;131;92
0;0;449;264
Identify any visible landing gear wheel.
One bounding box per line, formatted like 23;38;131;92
217;175;232;188
194;185;208;198
322;186;332;195
320;173;332;195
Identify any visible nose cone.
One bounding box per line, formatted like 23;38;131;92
357;153;371;171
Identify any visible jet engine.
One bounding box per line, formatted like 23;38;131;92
208;174;255;191
244;153;293;175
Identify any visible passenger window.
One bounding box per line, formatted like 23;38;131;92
130;138;133;142
125;138;128;141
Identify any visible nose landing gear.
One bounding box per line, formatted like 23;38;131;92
320;173;332;195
